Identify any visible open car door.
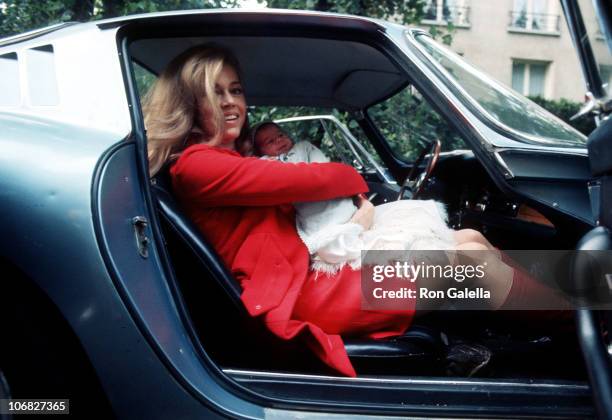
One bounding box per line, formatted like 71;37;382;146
561;1;612;418
561;0;612;121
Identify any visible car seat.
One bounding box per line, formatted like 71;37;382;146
150;169;446;375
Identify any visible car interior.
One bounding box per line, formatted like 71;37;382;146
126;17;596;397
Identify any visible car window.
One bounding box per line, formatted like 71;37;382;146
133;62;156;98
367;84;467;162
250;107;382;162
279;115;393;183
269;117;328;154
274;116;373;166
286;119;349;163
343;118;385;167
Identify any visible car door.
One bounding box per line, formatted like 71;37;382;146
561;0;612;121
561;1;612;418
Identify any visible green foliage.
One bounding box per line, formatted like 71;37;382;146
262;0;454;45
249;105;338;154
0;0;239;37
368;86;466;161
262;0;427;25
249;83;468;166
528;96;596;136
0;1;75;37
427;22;455;46
1;0;455;46
248;106;383;163
133;62;157;98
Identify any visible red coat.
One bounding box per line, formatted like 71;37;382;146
171;144;414;376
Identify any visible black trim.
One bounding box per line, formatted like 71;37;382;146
0;52;17;60
31;44;54;53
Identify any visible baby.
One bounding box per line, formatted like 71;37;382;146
250;122;456;273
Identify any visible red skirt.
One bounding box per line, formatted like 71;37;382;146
292;266;415;339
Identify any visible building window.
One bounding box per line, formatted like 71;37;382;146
509;0;559;33
423;0;470;26
512;60;549;97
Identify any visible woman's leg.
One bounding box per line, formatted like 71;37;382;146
454;228;495;249
416;241;512;314
454;229;501;259
454;241;513;309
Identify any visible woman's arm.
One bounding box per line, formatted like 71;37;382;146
171;145;368;207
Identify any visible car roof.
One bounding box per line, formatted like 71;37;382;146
126;9;408;110
1;9;410;110
96;7;386;28
131;36;406;110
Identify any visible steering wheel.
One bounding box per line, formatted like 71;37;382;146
397;139;441;200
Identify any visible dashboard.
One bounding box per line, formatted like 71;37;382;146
359;148;593;249
421;150;591;249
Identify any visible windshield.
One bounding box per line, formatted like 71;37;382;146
411;33;587;148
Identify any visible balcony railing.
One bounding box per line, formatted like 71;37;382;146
508;11;560;32
423;5;470;26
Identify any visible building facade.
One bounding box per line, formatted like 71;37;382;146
419;0;610;102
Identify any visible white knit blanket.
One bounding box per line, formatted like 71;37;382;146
278;141;456;274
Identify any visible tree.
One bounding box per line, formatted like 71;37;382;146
263;0;427;26
261;0;454;44
528;96;596;136
0;0;239;38
0;1;75;37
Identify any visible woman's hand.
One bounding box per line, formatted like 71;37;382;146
350;194;374;231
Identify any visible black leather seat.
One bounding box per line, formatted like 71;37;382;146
153;177;244;311
151;171;444;374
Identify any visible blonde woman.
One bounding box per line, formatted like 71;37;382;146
143;45;554;377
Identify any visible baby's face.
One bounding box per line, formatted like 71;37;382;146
254;124;293;156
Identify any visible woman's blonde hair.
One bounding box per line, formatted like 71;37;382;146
142;45;248;176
